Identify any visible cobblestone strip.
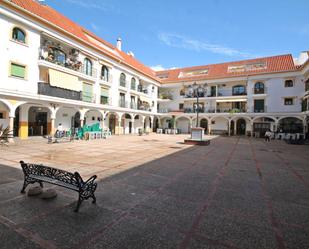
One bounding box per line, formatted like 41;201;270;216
249;140;286;249
178;137;240;249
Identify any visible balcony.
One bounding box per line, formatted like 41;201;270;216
82;93;96;103
253;106;267;113
38;82;82;101
252;87;267;94
38;42;97;78
100;96;112;105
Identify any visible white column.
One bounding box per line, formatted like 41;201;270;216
228;119;231;136
8;115;14;143
234;120;237;135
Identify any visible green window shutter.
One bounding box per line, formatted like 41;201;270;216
11;63;25;78
100;88;109;97
82;83;93;102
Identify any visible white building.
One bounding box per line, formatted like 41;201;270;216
0;0;308;140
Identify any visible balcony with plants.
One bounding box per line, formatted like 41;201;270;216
38;37;97;78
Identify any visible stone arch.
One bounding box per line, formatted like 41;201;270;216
252;116;277;122
209;116;230;135
84;109;103;126
278;117;304;133
176;116;191;134
0;99;12;131
277;116;303;122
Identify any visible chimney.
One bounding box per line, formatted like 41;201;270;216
294;51;309;65
116;38;122;51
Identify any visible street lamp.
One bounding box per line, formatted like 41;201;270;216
184;82;210;145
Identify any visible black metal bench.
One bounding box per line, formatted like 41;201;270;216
20;161;97;212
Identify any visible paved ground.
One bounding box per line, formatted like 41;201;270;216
0;134;308;249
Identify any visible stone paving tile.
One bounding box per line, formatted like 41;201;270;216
196;211;277;249
271;201;309;227
186;235;234;249
81;216;185;249
0;135;309;249
279;223;309;249
130;193;203;230
0;223;41;249
24;205;122;249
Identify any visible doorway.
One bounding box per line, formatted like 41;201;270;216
200;118;208;134
236;119;246;135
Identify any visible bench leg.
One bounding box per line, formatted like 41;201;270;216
74;197;83;212
92;194;96;204
21;180;29;193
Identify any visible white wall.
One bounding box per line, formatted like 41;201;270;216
0;14;40;94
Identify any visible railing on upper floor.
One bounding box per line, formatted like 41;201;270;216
38;50;97;78
37;82;82;101
252;87;267;94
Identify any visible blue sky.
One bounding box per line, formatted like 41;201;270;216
46;0;309;70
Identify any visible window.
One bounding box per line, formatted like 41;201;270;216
254;99;265;112
82;82;93;102
51;48;66;65
284;80;293;87
232;85;246;95
12;27;26;43
100;87;109;105
10;63;26;79
131;96;136;109
284;98;293;105
179;103;184;110
131;77;136;90
0;112;4;119
119;93;125;107
254;82;265;94
101;65;109;81
180;89;185;96
120;73;126;87
305;79;309;92
84;58;92;76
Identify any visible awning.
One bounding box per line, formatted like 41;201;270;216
139;95;152;103
49;69;81;92
216;98;247;103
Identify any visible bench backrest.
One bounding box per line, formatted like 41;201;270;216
20;161;82;188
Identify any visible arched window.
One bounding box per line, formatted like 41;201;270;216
120;73;126;87
84;58;92;76
232;85;246;95
12;27;26;43
101;65;109;81
254;82;265;94
131;77;136;90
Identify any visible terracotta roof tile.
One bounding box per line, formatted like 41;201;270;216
7;0;157;81
156;54;299;83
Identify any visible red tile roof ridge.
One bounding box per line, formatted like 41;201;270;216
156;54;295;73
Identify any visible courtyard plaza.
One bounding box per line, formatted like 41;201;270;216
0;134;308;249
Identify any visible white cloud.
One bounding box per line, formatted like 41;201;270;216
151;65;166;71
63;0;110;11
90;23;100;32
158;32;257;58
